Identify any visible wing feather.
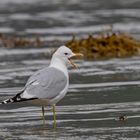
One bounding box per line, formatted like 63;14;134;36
22;67;67;99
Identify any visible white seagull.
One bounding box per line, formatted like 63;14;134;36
1;45;83;128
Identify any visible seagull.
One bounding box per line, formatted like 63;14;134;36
0;45;83;128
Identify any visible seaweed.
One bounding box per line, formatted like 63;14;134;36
1;32;140;59
66;33;140;59
0;33;44;48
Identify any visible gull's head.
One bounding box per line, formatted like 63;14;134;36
52;45;83;69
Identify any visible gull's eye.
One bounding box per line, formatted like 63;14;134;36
64;53;68;55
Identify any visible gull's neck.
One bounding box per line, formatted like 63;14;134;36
49;56;68;78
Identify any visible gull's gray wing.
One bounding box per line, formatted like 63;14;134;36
1;67;68;104
23;67;67;99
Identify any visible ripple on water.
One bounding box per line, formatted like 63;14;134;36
0;0;140;137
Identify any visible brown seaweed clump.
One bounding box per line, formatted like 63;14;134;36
0;33;45;48
66;33;140;59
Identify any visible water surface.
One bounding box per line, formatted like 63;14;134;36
0;0;140;40
1;48;140;139
0;0;140;140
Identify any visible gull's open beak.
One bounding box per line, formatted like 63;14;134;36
68;53;83;69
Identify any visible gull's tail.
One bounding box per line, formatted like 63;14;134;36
0;90;37;104
0;91;24;104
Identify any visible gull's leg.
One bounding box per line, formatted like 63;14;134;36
53;105;56;129
42;106;45;125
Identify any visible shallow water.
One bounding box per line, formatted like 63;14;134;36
1;47;140;139
0;0;140;140
0;0;140;40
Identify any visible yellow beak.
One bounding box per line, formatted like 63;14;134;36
68;53;83;69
